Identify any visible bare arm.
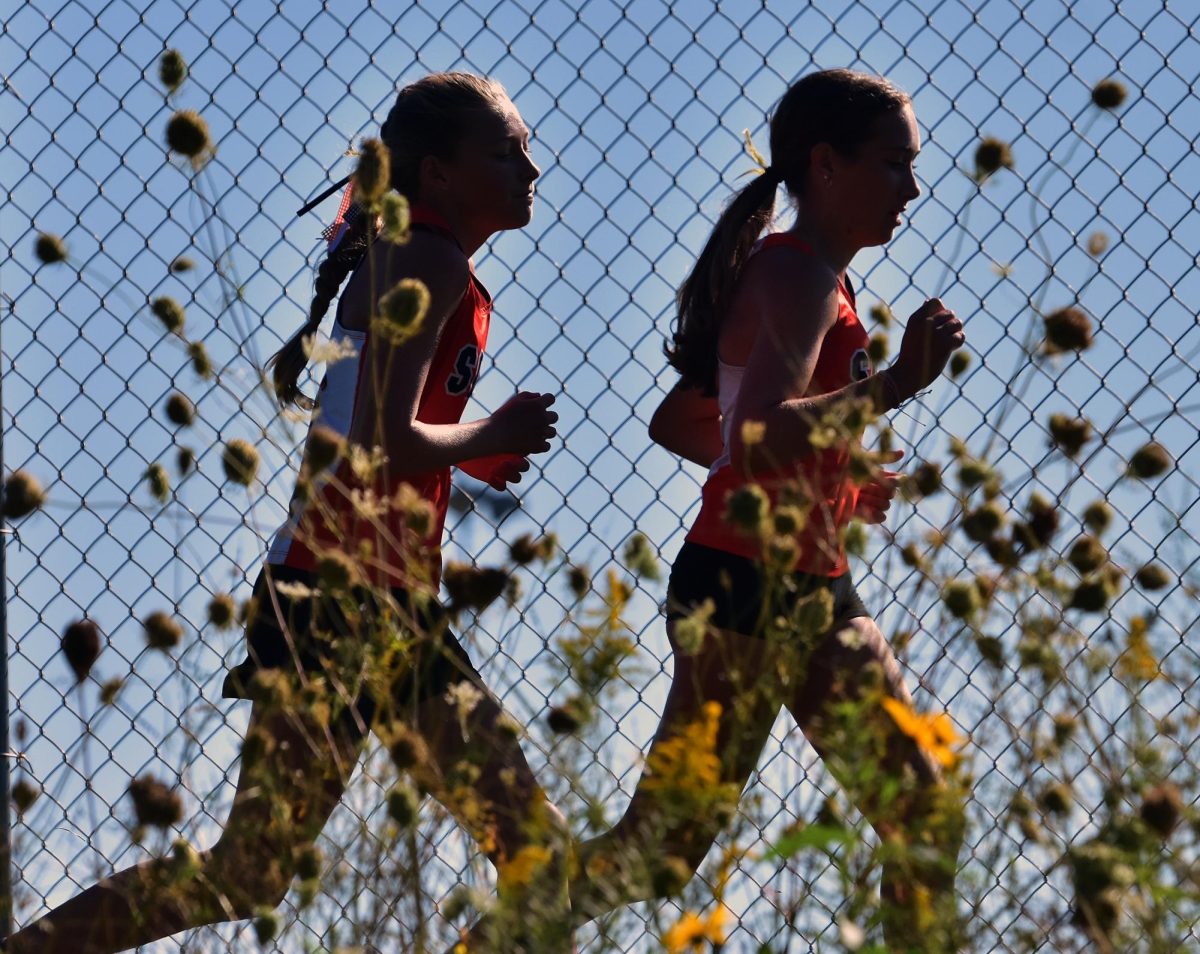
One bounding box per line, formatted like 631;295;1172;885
648;380;723;468
349;235;555;478
727;248;965;475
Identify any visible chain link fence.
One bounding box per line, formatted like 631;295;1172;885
3;0;1199;950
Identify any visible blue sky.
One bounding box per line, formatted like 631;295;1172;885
3;0;1198;948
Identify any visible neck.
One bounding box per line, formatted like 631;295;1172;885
412;196;488;257
787;207;857;281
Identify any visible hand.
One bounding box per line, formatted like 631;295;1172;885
890;298;966;399
489;391;558;457
854;449;903;525
459;453;530;491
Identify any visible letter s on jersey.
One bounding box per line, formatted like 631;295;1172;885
446;344;480;396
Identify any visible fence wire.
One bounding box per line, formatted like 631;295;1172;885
2;0;1199;951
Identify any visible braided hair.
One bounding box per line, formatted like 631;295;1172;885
269;72;510;409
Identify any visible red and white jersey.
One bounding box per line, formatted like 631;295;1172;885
685;232;872;576
267;206;492;588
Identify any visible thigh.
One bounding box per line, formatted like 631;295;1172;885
787;616;942;811
210;699;365;863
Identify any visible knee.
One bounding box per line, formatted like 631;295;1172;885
199;846;296;919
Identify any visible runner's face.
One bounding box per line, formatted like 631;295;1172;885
834;104;922;247
443;101;540;234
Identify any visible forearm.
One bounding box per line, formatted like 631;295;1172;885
732;369;904;472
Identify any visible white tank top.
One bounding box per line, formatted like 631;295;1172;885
266;314;366;564
708;358;745;476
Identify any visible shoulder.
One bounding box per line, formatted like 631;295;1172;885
741;242;841;333
375;229;470;303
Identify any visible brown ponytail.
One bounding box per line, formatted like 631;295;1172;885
667;69;910;396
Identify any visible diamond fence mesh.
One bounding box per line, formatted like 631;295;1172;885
2;0;1199;951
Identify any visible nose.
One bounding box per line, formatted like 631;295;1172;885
905;167;921;201
523;150;541;183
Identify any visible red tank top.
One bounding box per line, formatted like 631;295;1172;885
685;233;872;576
269;206;492;588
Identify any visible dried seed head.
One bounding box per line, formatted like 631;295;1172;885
387;725;428;772
974;136;1014;181
164;392;195;427
868;302;893;327
867;332;889;364
1140;783;1182;838
353;137;390;205
35;232;67;264
386;783;420;827
912;461;943;498
1127;441;1171;480
1048;413;1092;456
1083;500;1112;535
295;844;322;881
1069;576;1113;613
187;341;212;378
724;484;769;535
253;910;279;944
316;551;359;592
380;191;410;243
158;49;187;92
1091;78;1127;110
100;678;123;705
169;256;194;273
144;463;170;503
378;278;430;336
165;109;210;159
442;562;510;612
942;579;981;620
962;502;1006;543
143;610;183;651
958;458;994;490
949;350;971;378
128;774;183;828
650;854;694;897
1043;306;1093;353
1038;781;1073;816
509;533;539;565
547;701;584;734
567;564;590;599
304;425;345;474
2;470;47;519
623;532;660;580
61;619;102;684
1068;535;1108;574
221;438;260;486
1086;232;1109;257
206;592;236;629
1134;563;1170;591
150;296;186;335
12;778;40;815
176;446;195;475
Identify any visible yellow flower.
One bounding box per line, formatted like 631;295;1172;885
881;697;963;768
663;906;729;953
643;701;723;792
497;844;553;893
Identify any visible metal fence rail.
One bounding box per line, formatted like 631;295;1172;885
2;0;1198;950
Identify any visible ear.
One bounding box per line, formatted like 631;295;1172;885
809;141;838;188
417;154;451;197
